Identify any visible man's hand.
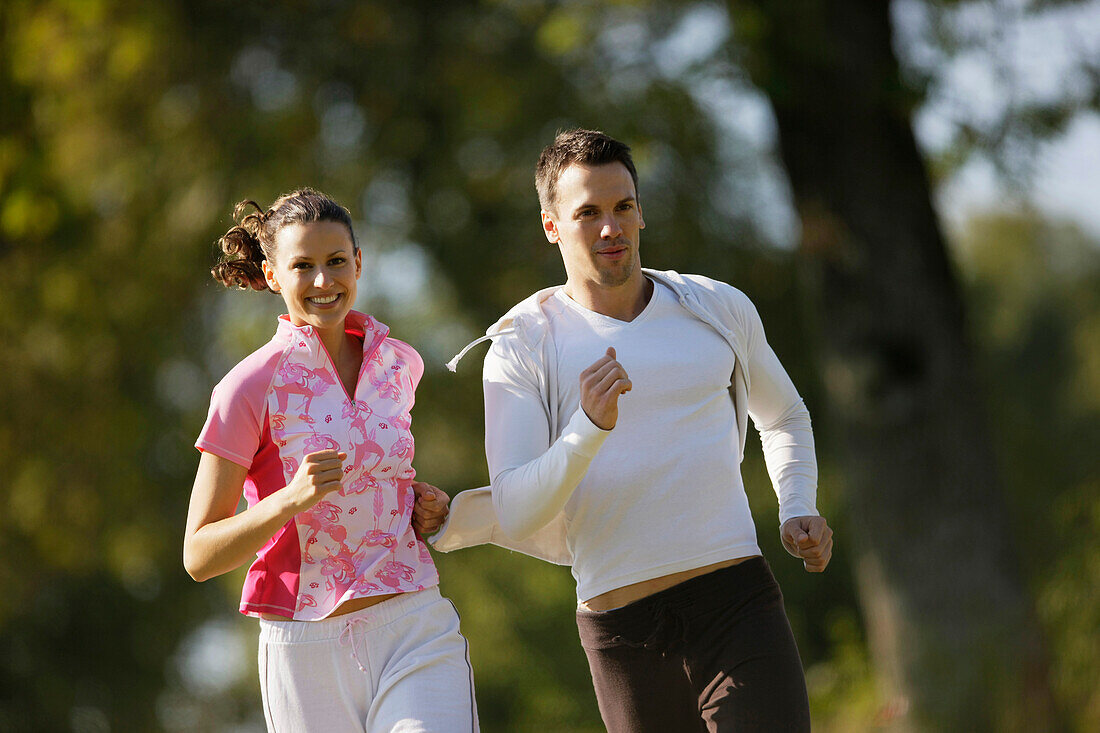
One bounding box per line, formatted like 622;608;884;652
580;347;632;430
780;515;833;572
411;482;450;536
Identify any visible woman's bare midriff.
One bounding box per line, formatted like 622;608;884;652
579;555;759;612
259;592;401;620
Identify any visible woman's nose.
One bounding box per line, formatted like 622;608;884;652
314;268;332;287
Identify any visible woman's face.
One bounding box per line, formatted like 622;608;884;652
262;221;361;333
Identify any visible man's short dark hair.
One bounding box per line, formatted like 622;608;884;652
535;129;639;212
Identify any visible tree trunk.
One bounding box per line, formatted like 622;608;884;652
732;1;1058;729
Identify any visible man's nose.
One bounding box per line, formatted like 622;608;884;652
601;216;623;239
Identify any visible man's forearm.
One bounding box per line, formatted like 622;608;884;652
757;399;818;523
490;407;609;539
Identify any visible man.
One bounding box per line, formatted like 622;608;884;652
434;129;833;731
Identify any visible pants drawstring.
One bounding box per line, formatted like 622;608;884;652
609;601;689;657
339;616;373;672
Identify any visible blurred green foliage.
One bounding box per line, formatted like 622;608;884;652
956;213;1100;726
1;1;1097;731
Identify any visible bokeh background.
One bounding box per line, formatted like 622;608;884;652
2;1;1098;731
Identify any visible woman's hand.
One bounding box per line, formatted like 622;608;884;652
411;482;450;536
282;450;347;513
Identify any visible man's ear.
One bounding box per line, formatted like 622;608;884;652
541;210;560;244
637;202;645;230
261;259;280;293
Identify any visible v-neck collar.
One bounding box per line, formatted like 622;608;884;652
277;311;390;401
555;276;663;328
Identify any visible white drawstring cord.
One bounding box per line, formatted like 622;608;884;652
444;327;516;372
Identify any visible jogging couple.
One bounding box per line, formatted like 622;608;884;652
185;128;833;732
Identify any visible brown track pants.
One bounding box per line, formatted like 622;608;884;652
576;557;811;732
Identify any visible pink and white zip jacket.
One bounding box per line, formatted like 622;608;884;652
196;310;438;620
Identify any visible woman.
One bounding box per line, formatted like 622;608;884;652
184;189;477;732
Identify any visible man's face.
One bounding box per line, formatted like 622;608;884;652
542;162;645;290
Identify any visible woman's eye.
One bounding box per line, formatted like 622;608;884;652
330;258;346;266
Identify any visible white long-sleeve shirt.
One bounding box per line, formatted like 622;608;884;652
483;278;817;601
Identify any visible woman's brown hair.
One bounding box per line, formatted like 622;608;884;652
211;188;356;291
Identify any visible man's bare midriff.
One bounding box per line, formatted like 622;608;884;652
579;555;759;612
259;592;401;621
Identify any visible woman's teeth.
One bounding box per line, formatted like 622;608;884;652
309;294;339;304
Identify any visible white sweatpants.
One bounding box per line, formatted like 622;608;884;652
257;587;478;732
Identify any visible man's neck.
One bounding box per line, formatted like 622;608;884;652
564;273;653;323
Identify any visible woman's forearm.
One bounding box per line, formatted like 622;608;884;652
184;488;299;581
184;451;308;582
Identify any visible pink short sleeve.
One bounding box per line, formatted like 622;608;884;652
387;337;425;389
196;341;285;468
